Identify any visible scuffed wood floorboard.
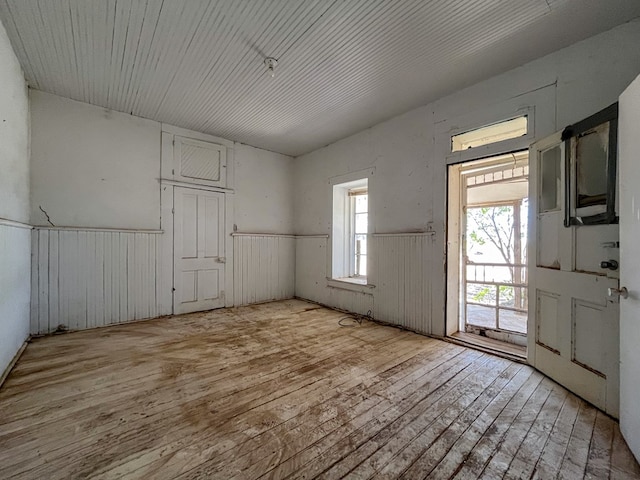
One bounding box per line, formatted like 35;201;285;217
0;299;638;479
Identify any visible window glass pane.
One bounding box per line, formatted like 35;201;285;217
354;234;367;277
498;310;527;333
576;124;609;208
467;283;496;306
466;304;497;329
498;286;528;310
452;116;527;152
466;264;512;284
355;194;368;213
498;285;515;307
355;213;368;234
356;254;367;276
354;234;367;255
539;145;561;212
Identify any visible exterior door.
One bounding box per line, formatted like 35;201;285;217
528;132;620;417
619;74;640;460
174;187;226;314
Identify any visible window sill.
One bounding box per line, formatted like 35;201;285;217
327;277;375;293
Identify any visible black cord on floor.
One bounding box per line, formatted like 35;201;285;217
338;310;373;327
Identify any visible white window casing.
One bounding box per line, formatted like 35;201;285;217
328;168;375;290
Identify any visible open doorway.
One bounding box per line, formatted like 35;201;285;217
447;151;529;357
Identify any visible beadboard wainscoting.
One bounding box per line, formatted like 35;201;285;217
371;232;435;334
0;221;32;376
30;229;432;335
294;235;331;304
295;233;435;332
232;234;296;306
326;287;375;317
295;235;375;317
30;227;165;335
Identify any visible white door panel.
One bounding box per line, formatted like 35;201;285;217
575;225;620;277
529;130;620;417
619;74;640;461
534;268;619;413
537;211;562;269
174;187;225;314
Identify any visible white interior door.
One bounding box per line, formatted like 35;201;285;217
619;74;640;461
174;187;225;314
528;132;620;417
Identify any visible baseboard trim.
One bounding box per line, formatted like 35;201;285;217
0;338;30;389
442;335;527;364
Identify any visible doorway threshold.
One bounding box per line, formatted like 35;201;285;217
448;332;527;363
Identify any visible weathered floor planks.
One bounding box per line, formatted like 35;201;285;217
0;299;638;479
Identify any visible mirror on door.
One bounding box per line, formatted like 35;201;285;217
563;103;618;226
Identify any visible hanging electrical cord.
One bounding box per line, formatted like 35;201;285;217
338;310;373;327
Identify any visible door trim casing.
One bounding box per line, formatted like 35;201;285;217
161;184;234;314
160;128;235;315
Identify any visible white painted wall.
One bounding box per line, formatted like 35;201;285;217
30;90;161;229
234;143;294;234
231;145;295;305
28;91;296;327
0;18;30;376
293;20;640;335
30;90;295;234
0;23;29;224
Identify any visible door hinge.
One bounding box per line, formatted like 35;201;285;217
172;208;175;214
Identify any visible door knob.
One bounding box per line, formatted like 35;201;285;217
600;260;619;271
608;287;628;299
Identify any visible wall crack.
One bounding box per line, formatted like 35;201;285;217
38;205;55;226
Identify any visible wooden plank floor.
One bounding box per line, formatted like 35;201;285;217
1;299;638;479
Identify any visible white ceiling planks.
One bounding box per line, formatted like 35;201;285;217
1;0;639;156
157;1;331;133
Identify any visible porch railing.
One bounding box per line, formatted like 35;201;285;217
464;261;528;334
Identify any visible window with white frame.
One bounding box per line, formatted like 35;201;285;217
332;177;368;283
351;187;368;277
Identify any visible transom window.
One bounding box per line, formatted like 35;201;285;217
452;116;528;152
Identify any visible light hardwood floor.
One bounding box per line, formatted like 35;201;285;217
1;299;638;479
